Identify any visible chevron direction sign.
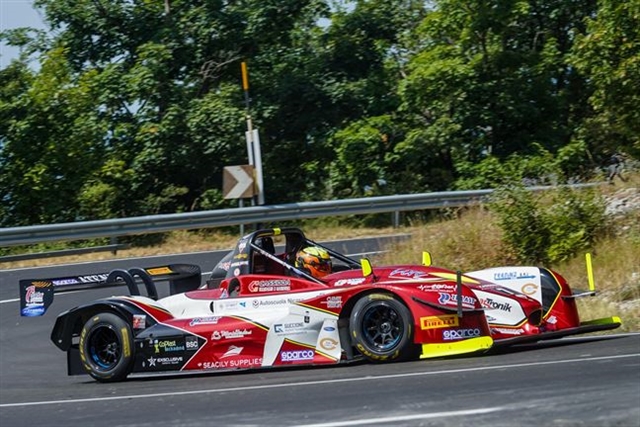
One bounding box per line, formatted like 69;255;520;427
223;165;255;199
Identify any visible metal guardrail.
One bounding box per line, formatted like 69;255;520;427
0;184;598;248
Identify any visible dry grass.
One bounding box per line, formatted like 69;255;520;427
382;207;515;270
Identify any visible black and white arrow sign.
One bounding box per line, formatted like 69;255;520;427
223;165;255;199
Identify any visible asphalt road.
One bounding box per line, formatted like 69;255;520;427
1;236;639;427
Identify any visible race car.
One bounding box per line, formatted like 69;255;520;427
18;227;619;382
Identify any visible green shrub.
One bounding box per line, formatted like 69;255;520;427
489;185;551;264
544;187;609;263
490;185;608;265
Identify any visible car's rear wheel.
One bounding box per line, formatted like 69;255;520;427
349;294;415;362
79;312;134;382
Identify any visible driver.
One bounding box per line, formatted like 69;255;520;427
295;246;332;278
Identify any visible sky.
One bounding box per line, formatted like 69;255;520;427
0;0;46;69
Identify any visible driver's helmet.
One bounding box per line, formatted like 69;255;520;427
295;246;332;278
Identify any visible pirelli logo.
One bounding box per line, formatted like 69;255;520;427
146;267;173;275
420;314;459;330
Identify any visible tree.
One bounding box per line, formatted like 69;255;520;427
398;0;599;189
571;0;640;158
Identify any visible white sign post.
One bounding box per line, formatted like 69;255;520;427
241;61;265;206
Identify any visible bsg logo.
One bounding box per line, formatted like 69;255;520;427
442;328;481;341
280;350;314;361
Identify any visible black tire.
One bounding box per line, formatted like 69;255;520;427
349;293;415;362
79;312;134;382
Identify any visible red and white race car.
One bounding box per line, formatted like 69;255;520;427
19;227;620;382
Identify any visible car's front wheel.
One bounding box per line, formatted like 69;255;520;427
349;294;416;362
79;312;134;382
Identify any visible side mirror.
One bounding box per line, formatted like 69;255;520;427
422;251;432;267
361;258;373;277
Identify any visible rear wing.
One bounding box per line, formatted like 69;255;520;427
19;263;201;317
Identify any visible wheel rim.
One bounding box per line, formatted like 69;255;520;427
361;304;403;352
88;325;121;370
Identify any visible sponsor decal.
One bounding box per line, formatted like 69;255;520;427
389;268;428;279
230;261;249;268
21;282;50;317
237;240;248;253
546;315;557;324
438;293;476;308
493;271;537;281
51;278;80;286
218;262;231;271
480;298;512;312
418;283;456;292
147;356;183;367
234;253;249;260
211;329;252;340
323;326;336;332
185;336;199;350
25;285;45;305
77;274;109;283
200;358;262;369
320;296;343;309
154;339;185;353
189;316;221;326
334;278;366;287
274;322;305;334
217;300;243;311
233;268;241;276
521;283;538;295
248;279;291;293
442;328;481;341
132;314;146;329
20;306;46;317
122;328;131;357
251;297;297;308
146;267;172;276
280;350;314;362
491;327;524;335
420;314;459;330
221;345;243;358
320;338;339;351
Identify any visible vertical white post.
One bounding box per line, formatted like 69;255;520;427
252;129;265;205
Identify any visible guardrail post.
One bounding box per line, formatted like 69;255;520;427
110;237;118;255
392;211;400;228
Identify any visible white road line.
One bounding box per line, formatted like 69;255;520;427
0;353;637;408
296;407;504;427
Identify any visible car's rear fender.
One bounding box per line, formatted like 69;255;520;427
51;299;156;352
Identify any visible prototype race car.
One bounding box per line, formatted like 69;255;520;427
19;227;620;382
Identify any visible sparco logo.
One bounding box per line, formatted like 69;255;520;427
280;350;314;361
481;298;512;312
443;329;481;340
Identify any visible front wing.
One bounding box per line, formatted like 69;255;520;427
492;316;622;347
